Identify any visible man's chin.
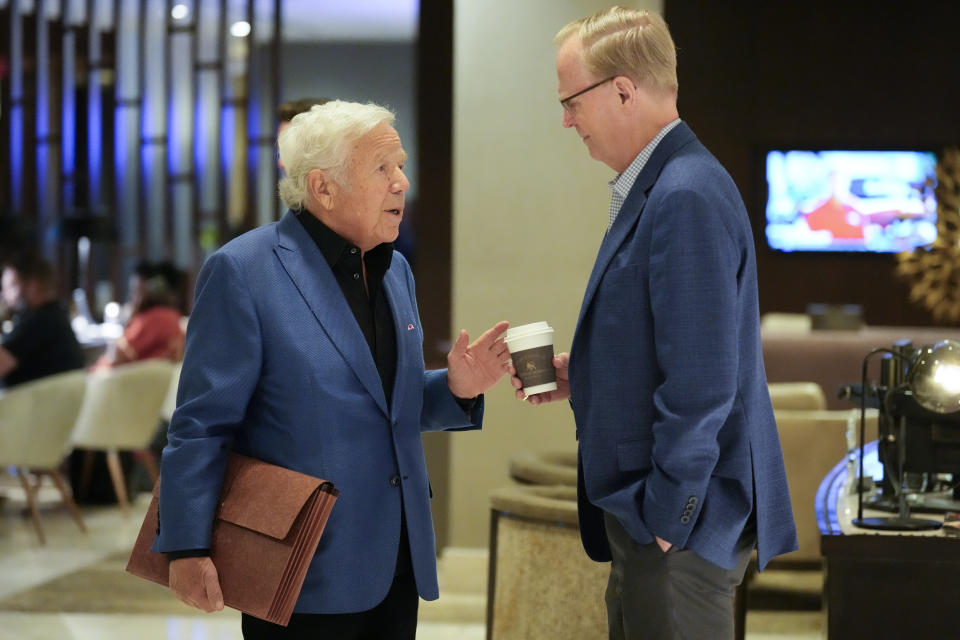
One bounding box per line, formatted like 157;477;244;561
586;144;614;168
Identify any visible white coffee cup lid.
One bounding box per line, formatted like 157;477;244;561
504;321;553;342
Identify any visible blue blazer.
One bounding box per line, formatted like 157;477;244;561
153;212;482;614
569;123;797;571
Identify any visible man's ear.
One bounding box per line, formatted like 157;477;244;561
613;76;636;106
307;169;338;210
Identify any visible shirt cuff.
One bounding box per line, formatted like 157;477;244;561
454;394;479;413
166;549;210;561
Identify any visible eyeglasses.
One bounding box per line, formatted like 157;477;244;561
559;76;615;112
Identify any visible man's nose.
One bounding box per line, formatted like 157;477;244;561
393;169;410;192
562;109;575;128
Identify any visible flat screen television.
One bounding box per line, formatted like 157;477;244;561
764;149;938;253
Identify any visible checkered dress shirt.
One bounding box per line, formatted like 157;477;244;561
607;119;682;230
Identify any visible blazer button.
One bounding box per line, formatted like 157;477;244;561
680;515;691;524
390;475;401;487
688;496;698;505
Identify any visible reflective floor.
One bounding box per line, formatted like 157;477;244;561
0;472;819;640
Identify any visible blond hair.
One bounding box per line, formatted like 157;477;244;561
277;100;395;211
555;6;678;95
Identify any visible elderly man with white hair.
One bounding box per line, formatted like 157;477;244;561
153;100;510;639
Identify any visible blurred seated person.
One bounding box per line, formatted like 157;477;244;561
93;261;186;369
0;252;85;388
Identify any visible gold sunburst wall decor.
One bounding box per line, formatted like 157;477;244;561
895;147;960;322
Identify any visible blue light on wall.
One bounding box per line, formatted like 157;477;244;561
220;103;233;208
61;28;76;205
10;105;23;211
9;2;24;213
87;60;103;207
194;86;205;203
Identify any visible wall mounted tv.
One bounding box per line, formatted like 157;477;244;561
764;149;938;253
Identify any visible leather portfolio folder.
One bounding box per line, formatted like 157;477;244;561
126;453;338;626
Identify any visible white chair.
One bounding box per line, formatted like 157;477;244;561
0;369;89;544
760;312;812;333
70;358;176;514
160;360;182;424
768;381;827;411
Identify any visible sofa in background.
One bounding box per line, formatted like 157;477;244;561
767;382;881;562
763;324;960;410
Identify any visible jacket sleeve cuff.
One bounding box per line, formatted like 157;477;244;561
165;548;210;561
421;369;484;432
642;476;702;548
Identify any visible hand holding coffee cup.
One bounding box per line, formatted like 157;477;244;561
508;352;570;405
504;322;557;396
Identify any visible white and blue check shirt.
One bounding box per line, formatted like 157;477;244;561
607;119;682;230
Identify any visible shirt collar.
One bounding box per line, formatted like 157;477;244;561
295;209;394;273
609;118;683;198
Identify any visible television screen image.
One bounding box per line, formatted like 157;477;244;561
765;150;938;252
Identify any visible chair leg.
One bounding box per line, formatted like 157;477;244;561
105;449;130;514
48;469;87;533
133;449;160;484
77;449;97;502
16;467;46;545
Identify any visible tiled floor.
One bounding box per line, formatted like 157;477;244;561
0;472;820;639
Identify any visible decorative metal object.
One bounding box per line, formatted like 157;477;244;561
896;148;960;321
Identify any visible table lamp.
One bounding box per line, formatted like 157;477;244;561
853;340;960;531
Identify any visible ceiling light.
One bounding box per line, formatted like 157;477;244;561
230;21;251;38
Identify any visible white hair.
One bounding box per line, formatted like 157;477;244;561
277;100;396;210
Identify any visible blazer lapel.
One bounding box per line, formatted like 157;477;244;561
573;122;697;337
383;269;415;420
273;212;389;418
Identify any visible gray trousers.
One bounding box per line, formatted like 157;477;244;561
603;512;753;640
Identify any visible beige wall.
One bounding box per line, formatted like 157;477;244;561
447;0;663;549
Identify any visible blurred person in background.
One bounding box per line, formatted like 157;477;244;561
0;252;85;388
92;260;186;370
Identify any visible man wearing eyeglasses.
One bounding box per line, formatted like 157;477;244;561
509;7;797;639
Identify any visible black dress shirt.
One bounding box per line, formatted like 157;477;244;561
296;211;412;577
295;210;398;407
166;213;402;569
168;212;473;573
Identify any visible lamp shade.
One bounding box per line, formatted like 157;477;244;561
909;340;960;414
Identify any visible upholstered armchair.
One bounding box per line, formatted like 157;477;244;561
70;359;176;513
0;369;89;544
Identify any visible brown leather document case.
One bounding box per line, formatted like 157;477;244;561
126;453;338;626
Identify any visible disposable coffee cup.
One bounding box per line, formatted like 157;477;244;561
504;321;557;395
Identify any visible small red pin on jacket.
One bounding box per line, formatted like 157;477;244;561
407;324;415;330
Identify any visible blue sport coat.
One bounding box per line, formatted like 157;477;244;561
569;123;797;571
153;212;482;614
